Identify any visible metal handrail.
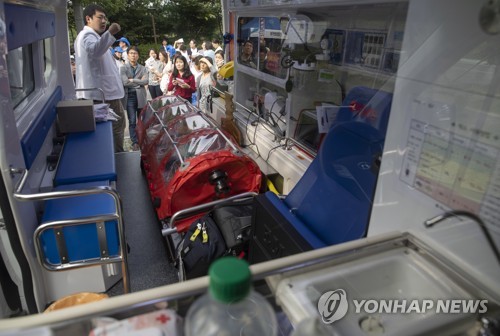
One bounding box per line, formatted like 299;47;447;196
75;87;106;103
162;191;258;234
233;100;282;138
34;213;120;271
11;167;130;294
234;100;255;115
283;136;317;158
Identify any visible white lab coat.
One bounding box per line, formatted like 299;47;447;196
74;26;124;101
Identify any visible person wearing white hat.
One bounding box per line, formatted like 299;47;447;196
195;56;217;114
173;38;184;51
74;4;126;152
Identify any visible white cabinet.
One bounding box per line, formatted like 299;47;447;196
231;3;407;154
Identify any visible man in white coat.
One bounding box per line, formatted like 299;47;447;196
74;4;126;152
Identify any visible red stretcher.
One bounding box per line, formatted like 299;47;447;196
137;95;262;233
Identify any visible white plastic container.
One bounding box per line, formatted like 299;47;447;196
184;257;277;336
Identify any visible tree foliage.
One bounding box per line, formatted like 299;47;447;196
164;0;222;43
68;0;222;50
68;0;127;33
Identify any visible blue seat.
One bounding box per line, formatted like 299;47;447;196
54;121;116;186
282;121;385;247
39;181;119;265
333;86;393;136
249;87;392;262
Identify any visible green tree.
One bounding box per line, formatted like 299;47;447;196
68;0;127;33
68;0;222;49
68;0;127;49
164;0;222;42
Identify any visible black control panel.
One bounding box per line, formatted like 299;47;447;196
249;194;312;264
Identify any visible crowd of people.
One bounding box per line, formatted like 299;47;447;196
74;4;228;152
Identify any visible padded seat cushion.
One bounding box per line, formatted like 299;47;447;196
40;181;119;265
54;121;116;186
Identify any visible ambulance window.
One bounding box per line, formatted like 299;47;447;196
43;38;53;81
7;44;34;108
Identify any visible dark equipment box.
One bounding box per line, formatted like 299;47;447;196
57;100;95;133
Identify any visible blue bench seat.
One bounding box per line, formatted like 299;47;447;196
54;121;116;186
39;181;119;265
249;87;393;264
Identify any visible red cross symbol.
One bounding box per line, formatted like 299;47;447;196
156;313;171;324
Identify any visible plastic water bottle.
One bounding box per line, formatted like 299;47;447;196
184;257;277;336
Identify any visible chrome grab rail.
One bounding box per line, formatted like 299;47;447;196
283;136;316;158
11;167;130;294
34;214;120;271
75;87;106;103
162;191;258;234
161;191;257;265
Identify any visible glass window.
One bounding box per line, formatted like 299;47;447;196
7;44;34;109
43;38;53;81
237;17;287;79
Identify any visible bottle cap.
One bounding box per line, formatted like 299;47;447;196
209;257;251;303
